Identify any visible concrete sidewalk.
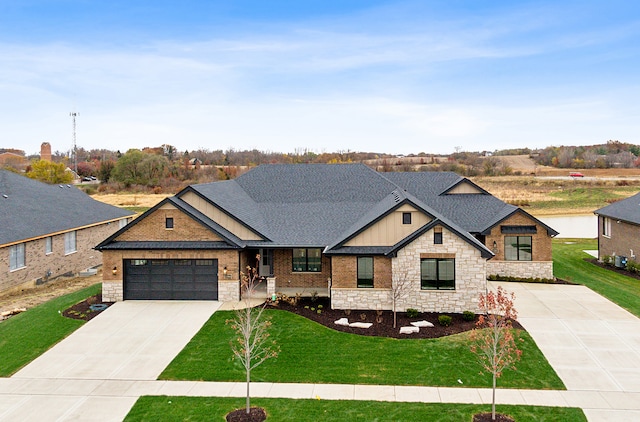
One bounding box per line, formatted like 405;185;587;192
1;378;639;421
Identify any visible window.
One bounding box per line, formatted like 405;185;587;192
45;237;52;255
420;258;455;290
165;217;174;229
357;257;374;288
402;212;412;224
292;248;322;272
602;217;612;237
9;244;26;271
434;228;443;244
504;236;532;261
64;231;77;255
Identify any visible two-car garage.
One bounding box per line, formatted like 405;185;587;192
123;258;218;300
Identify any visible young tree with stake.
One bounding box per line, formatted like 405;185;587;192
470;286;522;421
227;256;279;416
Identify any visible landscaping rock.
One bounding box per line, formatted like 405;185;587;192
400;326;420;334
349;322;373;329
334;318;350;326
411;320;434;328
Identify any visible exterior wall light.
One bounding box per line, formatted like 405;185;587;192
492;241;498;253
112;266;118;275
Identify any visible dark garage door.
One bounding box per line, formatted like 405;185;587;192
124;259;218;300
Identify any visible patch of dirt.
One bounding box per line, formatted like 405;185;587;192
91;193;171;208
226;407;267;422
62;294;113;321
267;297;523;339
473;412;515;422
0;272;103;316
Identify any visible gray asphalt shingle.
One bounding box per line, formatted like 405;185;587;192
0;170;133;246
594;191;640;225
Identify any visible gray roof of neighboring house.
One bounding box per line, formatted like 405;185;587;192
594;191;640;225
0;170;133;247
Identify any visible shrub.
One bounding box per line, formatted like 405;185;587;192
626;260;640;274
406;308;419;318
438;315;452;327
462;311;475;321
602;255;613;266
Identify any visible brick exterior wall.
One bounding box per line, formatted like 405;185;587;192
271;249;331;289
101;249;240;301
331;226;487;313
0;220;127;293
484;212;553;261
597;216;640;262
331;256;392;289
116;207;221;242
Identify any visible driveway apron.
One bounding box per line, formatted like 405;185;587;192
491;282;640;393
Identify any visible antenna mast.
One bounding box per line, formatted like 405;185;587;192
70;111;79;175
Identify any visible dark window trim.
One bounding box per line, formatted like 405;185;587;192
292;248;322;272
357;256;374;288
434;232;443;244
420;258;455;290
504;236;533;261
402;212;412;224
165;217;174;229
501;225;537;234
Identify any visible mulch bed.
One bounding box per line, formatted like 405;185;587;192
62;294;113;321
473;412;515;422
267;297;523;339
587;258;640;281
226;407;267;422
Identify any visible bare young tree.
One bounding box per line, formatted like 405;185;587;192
227;259;279;416
470;286;522;421
390;268;413;328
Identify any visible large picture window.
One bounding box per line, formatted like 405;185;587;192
504;236;532;261
357;256;374;288
420;258;455;290
64;231;77;255
292;248;322;272
9;243;26;271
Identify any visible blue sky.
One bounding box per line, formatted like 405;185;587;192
1;0;639;156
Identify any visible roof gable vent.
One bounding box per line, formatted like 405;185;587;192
392;190;402;203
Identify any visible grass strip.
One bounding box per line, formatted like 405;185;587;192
0;283;101;376
553;239;640;318
125;396;586;422
160;309;564;390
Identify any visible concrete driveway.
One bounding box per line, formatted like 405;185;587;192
14;301;221;380
491;282;640;420
1;301;220;421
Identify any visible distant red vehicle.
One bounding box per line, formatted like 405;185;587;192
569;172;584;177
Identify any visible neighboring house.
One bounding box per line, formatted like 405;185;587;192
96;164;557;313
594;191;640;264
0;170;134;293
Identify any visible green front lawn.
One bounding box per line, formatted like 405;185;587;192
553;238;640;318
0;283;101;377
160;309;564;390
125;396;586;422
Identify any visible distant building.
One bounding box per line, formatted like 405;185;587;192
40;142;52;162
594;191;640;265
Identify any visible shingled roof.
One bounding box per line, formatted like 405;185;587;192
0;170;133;247
594;191;640;225
96;163;555;256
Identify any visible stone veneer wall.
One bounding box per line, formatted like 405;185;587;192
218;279;240;302
331;226;488;313
486;261;554;280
